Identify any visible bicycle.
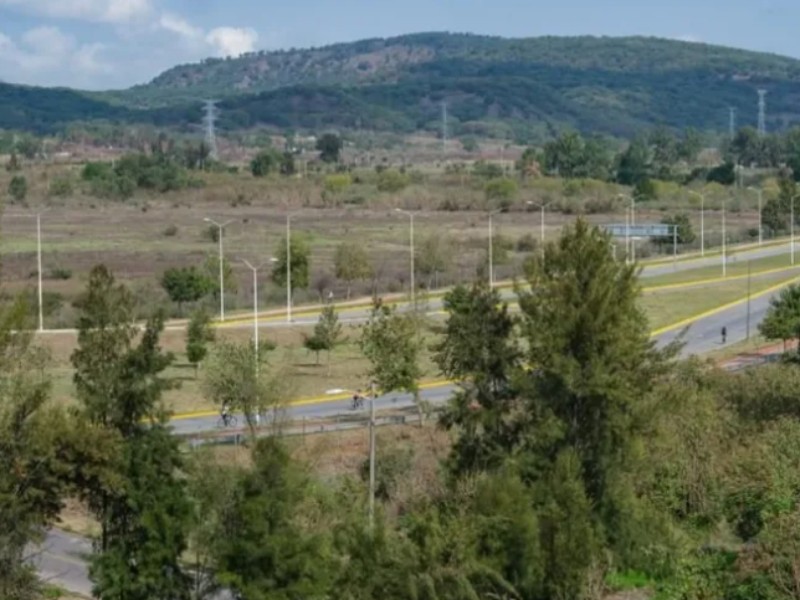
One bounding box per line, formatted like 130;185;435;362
216;413;238;428
351;393;365;411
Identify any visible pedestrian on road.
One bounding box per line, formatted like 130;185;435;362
721;326;727;344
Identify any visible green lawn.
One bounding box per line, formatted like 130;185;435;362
645;251;800;287
642;271;799;330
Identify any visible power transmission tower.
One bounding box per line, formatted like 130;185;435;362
441;101;448;154
757;89;767;136
203;100;219;160
729;107;737;139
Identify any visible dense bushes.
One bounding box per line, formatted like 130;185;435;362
81;152;197;199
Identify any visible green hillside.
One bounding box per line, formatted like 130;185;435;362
6;33;800;138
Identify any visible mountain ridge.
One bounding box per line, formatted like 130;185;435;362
5;32;800;139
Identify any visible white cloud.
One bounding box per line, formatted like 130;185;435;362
0;26;110;86
674;34;702;43
158;12;203;40
0;0;153;24
205;26;258;57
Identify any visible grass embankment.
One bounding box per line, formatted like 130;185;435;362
641;270;798;330
644;251;799;287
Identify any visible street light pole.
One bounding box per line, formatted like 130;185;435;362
689;191;705;257
722;198;727;278
792;194;799;266
286;214;292;323
203;218;234;322
241;259;265;375
618;194;634;264
748;187;763;246
395;209;416;308
36;212;44;332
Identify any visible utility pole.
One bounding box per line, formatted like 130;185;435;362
286;214;292;323
203;218;233;321
746;260;752;340
395;209;417;309
36;212;44;332
689;191;705;257
488;209;503;287
722;198;727;278
241;260;266;377
758;89;767;136
748;187;763;246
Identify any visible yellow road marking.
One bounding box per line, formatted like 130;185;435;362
172;275;800;423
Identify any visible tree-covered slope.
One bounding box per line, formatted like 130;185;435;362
7;33;800;138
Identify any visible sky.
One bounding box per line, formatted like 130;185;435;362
0;0;798;90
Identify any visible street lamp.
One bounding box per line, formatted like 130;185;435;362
747;187;763;246
791;194;800;266
326;382;377;529
203;217;234;322
285;213;301;323
526;200;552;257
721;197;728;277
488;208;504;287
6;210;47;331
688;191;706;257
618;194;635;263
395;209;417;308
241;259;276;375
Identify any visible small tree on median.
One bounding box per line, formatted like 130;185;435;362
334;240;372;299
303;304;344;373
359;301;424;424
186;308;215;377
760;284;800;353
161;266;212;316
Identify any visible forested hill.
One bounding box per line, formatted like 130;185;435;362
7;33;800;138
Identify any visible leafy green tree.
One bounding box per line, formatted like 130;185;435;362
250;149;281;177
202;341;280;429
416;234;453;289
435;284;521;475
677;128;704;162
186;308;215;376
0;297;76;600
280;151;296;176
8;175;27;203
706;161;736;185
160;266;212;315
5;152;20;172
543;131;586;177
14;136;40;160
271;234;311;292
303;304;343;370
317;133;343;163
360;302;424;420
377;169;410;192
659;213;696;245
518;218;676;512
759;284;800;352
323;173;352;196
484;177;518;206
334;240;372;299
215;438;334;599
634;177;658;201
649;126;679;179
203;254;238;300
616;136;651;185
71;265;190;600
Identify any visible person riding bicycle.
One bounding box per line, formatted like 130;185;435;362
352;390;364;410
221;402;231;426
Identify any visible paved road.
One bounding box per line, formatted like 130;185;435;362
32;529;93;598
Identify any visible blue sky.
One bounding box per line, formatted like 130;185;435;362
0;0;797;90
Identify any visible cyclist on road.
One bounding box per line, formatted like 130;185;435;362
221;402;231;426
352;390;365;411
